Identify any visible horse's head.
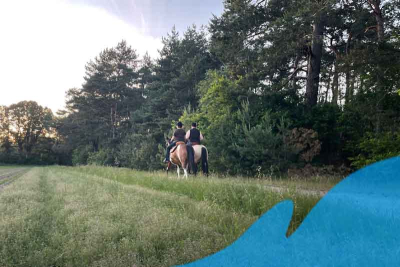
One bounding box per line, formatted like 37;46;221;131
165;138;172;146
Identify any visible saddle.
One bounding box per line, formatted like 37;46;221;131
171;141;185;154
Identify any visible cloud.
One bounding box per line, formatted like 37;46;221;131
0;0;162;113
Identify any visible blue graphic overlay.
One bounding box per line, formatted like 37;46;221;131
179;157;400;266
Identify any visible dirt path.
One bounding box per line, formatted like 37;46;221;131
0;168;29;191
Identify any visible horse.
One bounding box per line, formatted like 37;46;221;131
188;144;209;176
166;140;195;179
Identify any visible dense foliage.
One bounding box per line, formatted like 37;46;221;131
0;101;57;164
1;0;400;175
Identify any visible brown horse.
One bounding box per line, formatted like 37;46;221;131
166;141;194;179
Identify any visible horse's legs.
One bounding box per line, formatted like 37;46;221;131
183;167;188;179
166;162;171;176
177;166;180;179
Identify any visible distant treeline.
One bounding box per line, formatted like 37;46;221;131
1;0;400;176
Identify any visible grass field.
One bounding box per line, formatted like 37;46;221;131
0;167;30;186
0;166;341;267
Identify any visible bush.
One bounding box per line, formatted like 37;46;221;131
117;133;164;170
298;104;342;165
231;102;294;175
87;149;115;166
349;131;400;169
181;100;295;176
284;128;321;164
71;145;92;166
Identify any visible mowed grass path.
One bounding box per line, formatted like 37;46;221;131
0;167;30;187
0;166;335;267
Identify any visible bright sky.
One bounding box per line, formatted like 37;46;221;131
0;0;223;113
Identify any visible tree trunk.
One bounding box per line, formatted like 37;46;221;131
17;140;23;157
291;53;301;90
367;0;385;134
344;33;352;105
110;103;117;139
332;59;339;105
306;14;325;107
345;70;351;104
367;0;384;42
350;72;355;98
325;65;333;103
376;14;384;43
111;107;115;139
359;73;364;94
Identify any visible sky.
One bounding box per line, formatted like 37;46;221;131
0;0;224;113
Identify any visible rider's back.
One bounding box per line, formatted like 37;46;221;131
174;128;186;142
189;128;201;144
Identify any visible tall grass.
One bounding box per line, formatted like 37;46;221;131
0;167;255;266
64;166;323;234
0;166;331;266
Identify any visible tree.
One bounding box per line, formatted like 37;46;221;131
62;41;140;164
0;101;57;164
0;106;12;155
7;101;53;159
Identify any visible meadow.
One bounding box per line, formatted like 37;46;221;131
0;166;341;267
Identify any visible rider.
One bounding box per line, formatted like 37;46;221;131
185;122;204;146
164;121;186;163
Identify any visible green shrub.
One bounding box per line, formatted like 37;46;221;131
71;145;92;166
349;131;400;169
181;100;294;176
87;149;115;166
117;133;163;170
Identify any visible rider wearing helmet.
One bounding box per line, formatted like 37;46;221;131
164;121;186;163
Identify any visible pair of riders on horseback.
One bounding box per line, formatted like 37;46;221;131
164;121;203;163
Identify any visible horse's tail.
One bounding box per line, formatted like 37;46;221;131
187;145;196;175
201;147;208;176
192;146;198;175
